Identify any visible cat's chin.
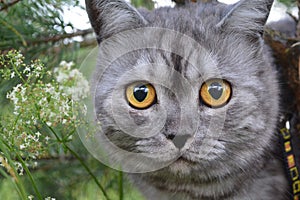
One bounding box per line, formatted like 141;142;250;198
166;157;197;175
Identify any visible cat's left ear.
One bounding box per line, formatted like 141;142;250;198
217;0;274;35
85;0;147;44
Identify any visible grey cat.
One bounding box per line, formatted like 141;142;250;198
85;0;290;199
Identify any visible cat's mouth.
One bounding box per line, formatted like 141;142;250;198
176;157;193;163
174;155;197;165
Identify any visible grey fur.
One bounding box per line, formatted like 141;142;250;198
86;0;289;199
85;0;147;43
216;0;273;35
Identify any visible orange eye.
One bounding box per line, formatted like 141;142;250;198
126;83;157;109
200;79;232;108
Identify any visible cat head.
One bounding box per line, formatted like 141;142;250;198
85;0;278;177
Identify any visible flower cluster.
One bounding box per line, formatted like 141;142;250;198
54;61;90;101
0;50;90;170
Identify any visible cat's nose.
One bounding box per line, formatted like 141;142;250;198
167;134;189;149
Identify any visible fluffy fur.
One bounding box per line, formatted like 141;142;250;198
86;0;289;199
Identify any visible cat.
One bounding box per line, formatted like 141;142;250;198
85;0;290;199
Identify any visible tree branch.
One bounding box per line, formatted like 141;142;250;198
27;28;94;46
0;0;22;12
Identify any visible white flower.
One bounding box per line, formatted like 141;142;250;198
46;122;52;126
15;53;22;59
66;61;74;69
59;61;67;67
35;132;41;138
25;72;32;77
45;136;50;142
20;87;27;102
56;71;68;83
14;105;20;111
28;195;34;200
20;144;26;150
32;117;37;125
59;61;74;70
45;197;56;200
35;64;43;71
38;97;47;106
15;162;24;176
32;135;39;142
69;68;80;78
23;67;31;73
10;71;15;78
15;60;21;66
35;71;40;77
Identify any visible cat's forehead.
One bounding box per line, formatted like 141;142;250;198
141;2;227;32
131;48;221;87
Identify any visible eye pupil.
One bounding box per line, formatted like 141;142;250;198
208;82;223;100
126;83;156;109
133;85;148;102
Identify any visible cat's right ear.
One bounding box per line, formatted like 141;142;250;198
85;0;147;44
217;0;274;36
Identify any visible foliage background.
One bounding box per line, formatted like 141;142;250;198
0;0;155;199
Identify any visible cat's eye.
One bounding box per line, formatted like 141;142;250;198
126;83;157;109
200;79;232;108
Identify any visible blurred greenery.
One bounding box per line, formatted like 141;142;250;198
131;0;155;9
0;158;144;199
277;0;296;7
0;0;83;62
0;0;87;105
0;0;156;198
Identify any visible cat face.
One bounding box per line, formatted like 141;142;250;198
86;0;278;179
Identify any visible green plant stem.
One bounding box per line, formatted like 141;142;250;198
46;124;111;200
12;64;26;83
10;113;21;145
0;132;42;199
119;170;124;200
15;154;43;200
0;137;28;200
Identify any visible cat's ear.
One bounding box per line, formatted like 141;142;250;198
85;0;147;43
217;0;273;35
